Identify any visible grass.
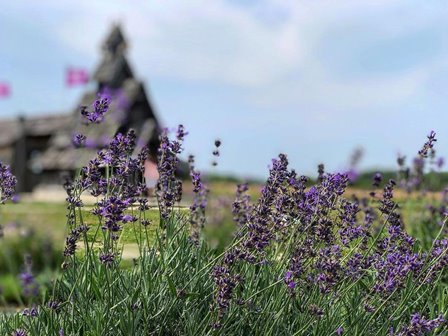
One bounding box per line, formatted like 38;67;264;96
80;208;161;245
0;201;186;246
0;190;444;257
0;202;67;245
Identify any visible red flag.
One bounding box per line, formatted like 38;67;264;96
66;68;89;87
0;82;11;98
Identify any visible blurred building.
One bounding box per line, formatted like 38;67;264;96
0;25;161;192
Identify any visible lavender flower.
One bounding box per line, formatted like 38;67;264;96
72;133;86;148
97;196;130;233
314;245;343;293
156;125;186;219
99;251;116;267
232;183;252;229
0;161;17;203
317;163;325;183
338;199;367;246
188;155;209;242
427;239;448;281
11;329;27;336
22;306;38;317
63;225;89;257
309;304;324;319
212;139;221;157
418;130;437;158
284;270;296;295
19;271;39;298
212;265;241;321
46;300;61;312
80;93;111;124
240;154;290;254
373;251;423;294
373;172;382;187
396;313;444;335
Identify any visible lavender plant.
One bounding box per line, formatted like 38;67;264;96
0;111;446;335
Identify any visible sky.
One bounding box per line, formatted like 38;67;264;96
1;0;448;179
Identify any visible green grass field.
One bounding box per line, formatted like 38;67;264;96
0;190;443;250
0;190;444;307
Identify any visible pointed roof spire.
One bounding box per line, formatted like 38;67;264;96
94;23;132;88
103;23;127;55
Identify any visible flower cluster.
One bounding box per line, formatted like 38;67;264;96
373;251;423;294
80;93;111;124
211;140;447;329
22;307;38;318
62;127;149;268
0;161;17;203
188;155;209;243
19;268;39;299
418;130;437;158
212;265;242;323
96;196;132;235
373;172;382;187
211;139;221;166
156;125;186;219
63;225;89;257
232;183;252;229
394;313;445;335
71;133;86;148
3;119;447;334
397;131;443;193
212;139;221;157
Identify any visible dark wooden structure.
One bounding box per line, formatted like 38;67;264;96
0;25;161;192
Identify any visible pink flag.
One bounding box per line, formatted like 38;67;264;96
66;68;89;87
0;82;11;98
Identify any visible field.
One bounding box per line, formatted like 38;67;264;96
0;124;447;335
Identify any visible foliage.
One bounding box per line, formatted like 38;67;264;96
0;99;446;335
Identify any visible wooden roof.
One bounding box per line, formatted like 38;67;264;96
0;114;72;147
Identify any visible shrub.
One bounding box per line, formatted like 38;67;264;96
0;99;446;335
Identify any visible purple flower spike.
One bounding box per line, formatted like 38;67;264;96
0;161;17;203
418;130;437;158
373;172;382;187
80;93;111;124
397;313;445;335
12;329;28;336
156;125;186;219
72;133;86;148
188;155;209;242
19;270;39;298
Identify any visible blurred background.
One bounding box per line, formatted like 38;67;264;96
1;1;447;180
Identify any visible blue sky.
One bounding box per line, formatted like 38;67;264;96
0;0;448;179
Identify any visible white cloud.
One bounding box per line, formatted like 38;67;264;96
2;0;447;114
